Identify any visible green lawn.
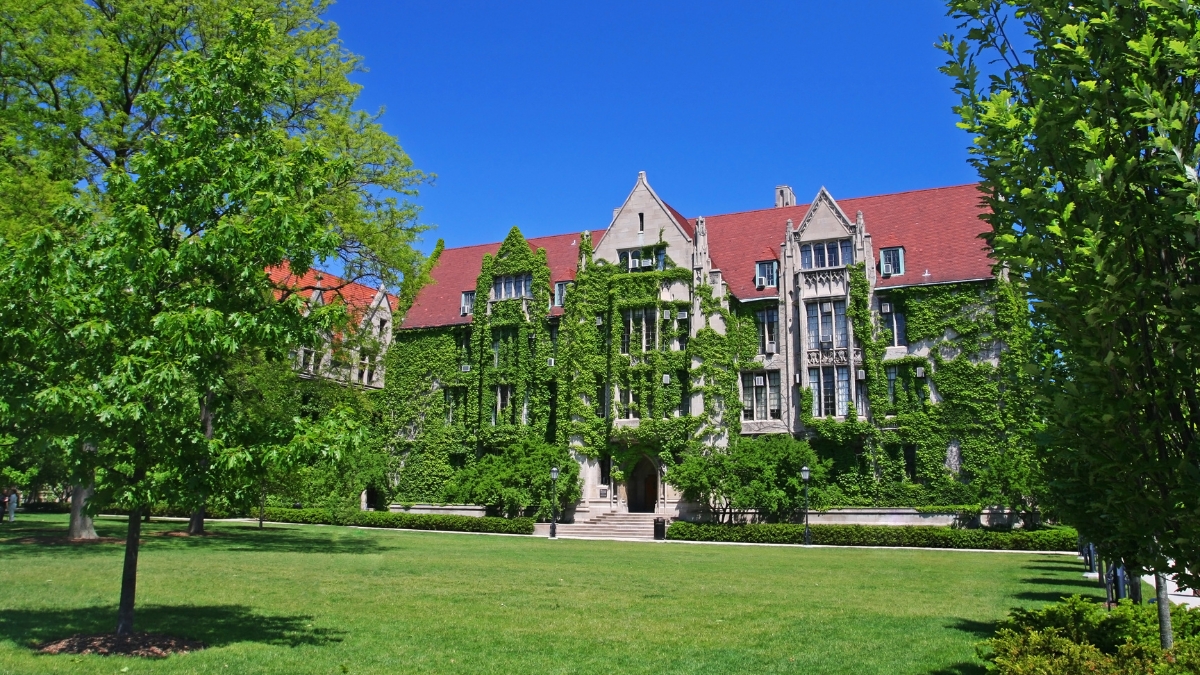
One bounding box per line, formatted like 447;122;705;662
0;513;1102;675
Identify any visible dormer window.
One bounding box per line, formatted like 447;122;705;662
755;261;778;288
880;247;905;277
800;240;854;270
491;274;533;300
553;282;568;307
460;291;475;316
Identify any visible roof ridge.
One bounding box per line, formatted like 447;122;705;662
700;183;981;221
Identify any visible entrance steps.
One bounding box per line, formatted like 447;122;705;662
552;511;667;541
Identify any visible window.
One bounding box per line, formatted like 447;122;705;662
358;355;376;385
677;371;691;416
741;371;781;420
806;300;847;349
677;314;689;352
618;248;665;272
621;308;658;353
880;247;904;276
755;308;778;354
855;380;867;416
638;212;644;233
755;261;778;287
300;348;316;373
903;445;917;481
553;282;568;307
881;303;907;347
886;366;898;404
493;384;515;425
808;366;849;417
492;327;517;367
549;324;559;356
491;274;533;300
800;240;853;270
618;378;641;419
595;375;608;418
461;291;475;315
444;387;467;424
378;318;388;337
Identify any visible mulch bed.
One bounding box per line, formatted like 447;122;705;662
39;633;205;658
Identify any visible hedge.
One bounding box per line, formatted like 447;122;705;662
260;507;535;535
665;522;1077;551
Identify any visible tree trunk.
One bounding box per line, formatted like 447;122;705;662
115;506;143;635
1157;572;1174;650
188;390;214;536
68;480;97;540
259;480;266;529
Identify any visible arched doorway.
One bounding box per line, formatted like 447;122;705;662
627;456;658;513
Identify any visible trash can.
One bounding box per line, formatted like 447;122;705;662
653;517;666;540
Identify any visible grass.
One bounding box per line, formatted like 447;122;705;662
0;513;1103;675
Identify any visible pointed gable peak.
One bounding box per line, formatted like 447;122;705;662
795;186;855;240
495;226;531;259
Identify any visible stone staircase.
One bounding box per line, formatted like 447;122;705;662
552;511;667;541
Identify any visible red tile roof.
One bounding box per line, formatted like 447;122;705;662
267;265;396;318
664;202;695;240
402;230;603;330
699;184;992;300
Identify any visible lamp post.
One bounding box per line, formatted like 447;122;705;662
801;465;811;546
550;466;559;539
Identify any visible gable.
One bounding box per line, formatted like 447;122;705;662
594;172;693;265
796;188;853;241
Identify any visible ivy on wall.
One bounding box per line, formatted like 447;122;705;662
381;230;1043;511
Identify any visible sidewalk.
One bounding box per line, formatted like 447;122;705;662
1141;574;1200;609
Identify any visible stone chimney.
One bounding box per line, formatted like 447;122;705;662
775;185;796;208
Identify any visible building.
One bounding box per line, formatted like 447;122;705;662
388;173;1025;518
268;265;397;390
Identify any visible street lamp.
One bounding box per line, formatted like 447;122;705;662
801;465;811;546
550;466;559;539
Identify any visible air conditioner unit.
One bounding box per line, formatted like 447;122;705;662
460;364;471;373
822;302;833;313
547;358;556;367
677;310;689;319
662;310;672;320
819;337;832;348
880;302;892;314
595;316;603;326
881;262;894;276
915;367;926;378
795;373;802;384
460;308;469;316
766;341;777;354
662;374;670;385
857;369;867;380
756;276;767;289
754;375;765;387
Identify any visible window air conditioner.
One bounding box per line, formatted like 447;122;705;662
754;375;765;387
822;302;833;313
460;308;468;316
881;262;894;276
880;302;892;314
857;369;867;380
662;374;670;385
819;336;832;348
795;372;802;385
915;367;926;378
460;364;471;373
547;358;555;367
756;276;767;289
662;310;672;320
595;316;603;326
677;310;689;319
766;341;777;354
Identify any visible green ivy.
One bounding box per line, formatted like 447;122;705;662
381;229;1043;513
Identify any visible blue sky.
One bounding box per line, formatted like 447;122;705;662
326;1;975;253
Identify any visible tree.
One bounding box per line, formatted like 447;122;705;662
0;14;402;636
443;439;582;520
941;1;1200;648
0;0;431;533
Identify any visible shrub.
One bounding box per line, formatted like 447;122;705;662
981;596;1200;675
261;506;534;535
21;502;71;513
441;439;580;520
664;521;1077;551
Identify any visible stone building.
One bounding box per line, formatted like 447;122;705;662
268;265;397;390
390;173;1010;518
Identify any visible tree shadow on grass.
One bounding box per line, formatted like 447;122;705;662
947;617;997;639
928;662;988;675
1012;590;1082;603
1023;561;1083;572
1021;576;1098;588
0;604;345;651
1;519;399;557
